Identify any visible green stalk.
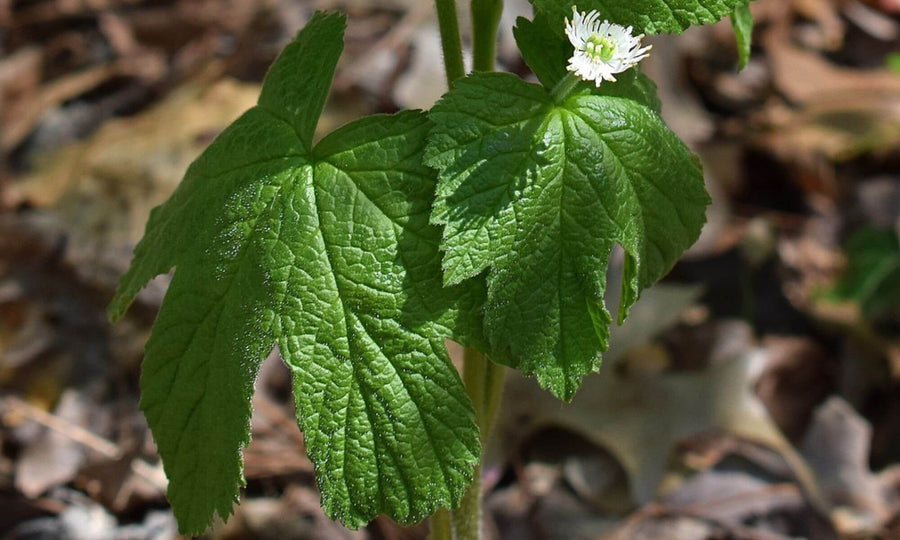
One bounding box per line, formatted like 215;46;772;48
432;2;506;538
481;357;506;435
435;0;466;86
463;348;506;437
453;348;506;540
429;508;453;540
471;0;503;72
551;72;582;103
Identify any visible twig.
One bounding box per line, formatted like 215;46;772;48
2;396;168;492
607;494;806;540
3;396;122;460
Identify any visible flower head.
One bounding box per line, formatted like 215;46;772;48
565;7;651;86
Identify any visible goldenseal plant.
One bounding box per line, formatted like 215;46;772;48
110;1;755;538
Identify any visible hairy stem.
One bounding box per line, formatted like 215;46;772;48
454;348;506;540
471;0;503;72
433;2;505;538
551;72;582;103
435;0;466;86
429;508;453;540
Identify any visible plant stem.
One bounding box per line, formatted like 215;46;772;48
481;356;506;435
463;349;506;436
429;508;453;540
471;0;503;72
435;0;466;86
454;348;506;540
551;72;582;103
433;2;506;537
451;461;481;540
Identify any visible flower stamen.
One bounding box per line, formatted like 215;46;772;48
585;35;616;62
565;6;652;86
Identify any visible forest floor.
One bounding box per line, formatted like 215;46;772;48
1;0;900;538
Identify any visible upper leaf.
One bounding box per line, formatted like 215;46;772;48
530;0;751;35
513;14;570;88
426;73;709;399
110;11;483;534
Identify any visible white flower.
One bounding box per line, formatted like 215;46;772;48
565;7;652;86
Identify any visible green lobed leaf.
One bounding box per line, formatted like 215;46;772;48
110;11;484;534
426;72;710;400
731;3;754;70
530;0;751;35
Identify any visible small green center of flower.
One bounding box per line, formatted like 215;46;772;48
585;35;616;62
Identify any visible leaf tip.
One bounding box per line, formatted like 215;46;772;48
441;266;467;288
106;296;127;324
541;373;580;403
107;281;140;323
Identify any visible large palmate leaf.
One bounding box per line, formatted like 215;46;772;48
530;0;750;35
426;72;710;400
109;11;483;534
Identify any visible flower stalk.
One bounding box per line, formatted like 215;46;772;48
454;348;505;540
432;0;506;534
551;72;583;103
471;0;503;72
435;0;466;86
